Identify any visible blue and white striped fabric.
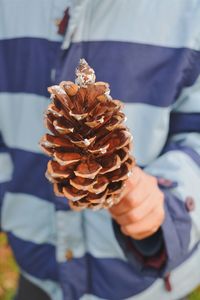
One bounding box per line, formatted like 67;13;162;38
0;1;200;299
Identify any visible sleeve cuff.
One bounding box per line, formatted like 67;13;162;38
131;229;163;257
112;220;166;276
112;190;192;276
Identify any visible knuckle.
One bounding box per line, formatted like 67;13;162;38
127;192;135;208
131;211;141;222
126;212;134;223
119;213;131;225
130;193;141;207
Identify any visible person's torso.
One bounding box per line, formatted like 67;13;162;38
0;1;200;299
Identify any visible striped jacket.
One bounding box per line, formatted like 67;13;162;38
0;0;200;299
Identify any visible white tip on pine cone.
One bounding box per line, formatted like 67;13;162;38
69;110;88;120
84;139;91;146
50;85;66;95
54;123;74;133
75;59;96;87
41;140;54;148
47;106;63;117
99;116;104;123
100;147;107;154
104;89;112;100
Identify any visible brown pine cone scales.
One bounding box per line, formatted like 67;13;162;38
40;59;135;211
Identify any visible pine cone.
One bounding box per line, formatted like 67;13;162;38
40;59;135;211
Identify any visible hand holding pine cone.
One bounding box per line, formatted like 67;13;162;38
40;59;135;211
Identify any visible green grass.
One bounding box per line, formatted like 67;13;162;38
189;287;200;300
0;234;18;300
0;233;200;300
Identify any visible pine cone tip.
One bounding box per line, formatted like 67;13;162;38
75;59;96;87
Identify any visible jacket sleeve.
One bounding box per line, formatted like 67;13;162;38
144;75;200;274
113;72;200;277
0;131;13;230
